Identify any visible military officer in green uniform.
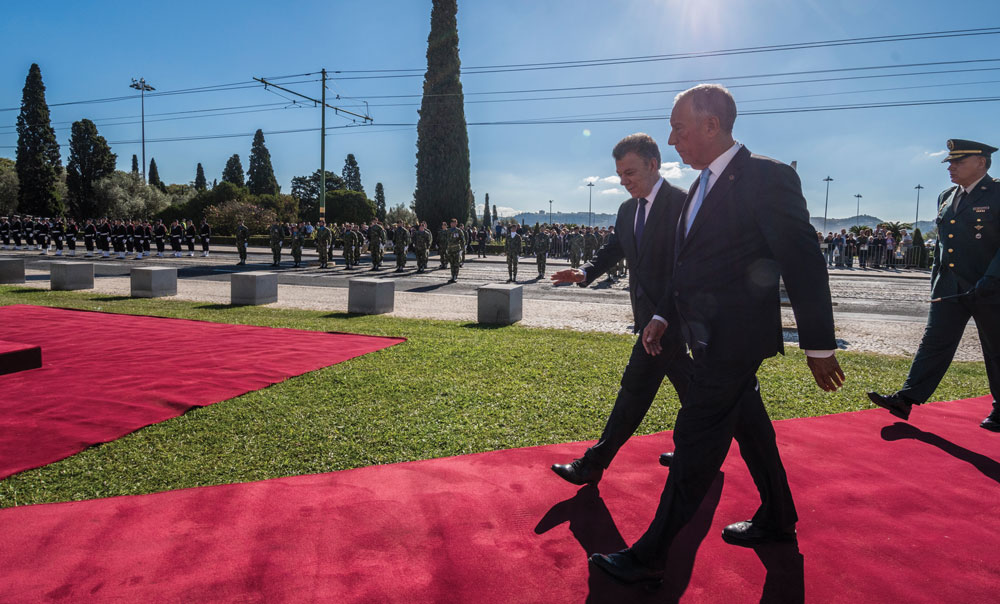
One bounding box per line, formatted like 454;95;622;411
353;223;364;268
412;221;433;273
584;227;599;262
315;220;331;268
290;222;305;267
342;223;357;269
445;218;464;283
437;221;450;269
505;224;522;283
533;227;551;279
368;219;386;270
268;220;283;266
393;221;410;272
869;139;1000;431
235;220;249;265
568;226;584;268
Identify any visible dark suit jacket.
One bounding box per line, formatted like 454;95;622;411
931;174;1000;301
580;178;688;333
656;146;836;361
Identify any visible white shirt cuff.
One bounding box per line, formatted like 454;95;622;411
804;349;835;358
651;315;667;325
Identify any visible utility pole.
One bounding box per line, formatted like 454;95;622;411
253;70;372;220
823;176;833;233
129;78;155;182
914;184;924;226
587;181;594;227
855;193;863;227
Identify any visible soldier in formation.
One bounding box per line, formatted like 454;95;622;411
269;220;284;266
444;218;464;283
291;222;305;267
314;219;331;268
342;223;358;269
200;219;212;257
534;227;551;279
438;221;450;269
368;219;386;270
412;221;432;273
505;224;522;283
393;220;410;272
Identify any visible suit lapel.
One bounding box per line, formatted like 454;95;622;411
679;146;749;254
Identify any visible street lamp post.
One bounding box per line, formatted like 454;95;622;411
822;176;833;233
129;78;155;182
587;181;594;227
914;184;924;226
855;193;863;227
548;199;553;225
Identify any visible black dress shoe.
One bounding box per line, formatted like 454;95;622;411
659;452;673;467
867;391;913;420
721;520;796;548
982;407;1000;432
589;549;663;587
551;457;603;486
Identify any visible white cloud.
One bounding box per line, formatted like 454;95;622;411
600;175;619;184
600;187;625;195
493;205;522;218
582;176;601;184
925;149;947;158
660;161;698;181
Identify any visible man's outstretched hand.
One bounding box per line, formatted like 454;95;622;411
807;354;845;392
550;269;586;285
641;319;667;356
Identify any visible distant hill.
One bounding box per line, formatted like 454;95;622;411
810;215;937;235
501;210;618;228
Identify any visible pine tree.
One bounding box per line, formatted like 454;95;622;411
413;0;471;230
222;154;245;187
15;63;62;216
194;163;207;191
342;153;364;192
66;119;117;218
493;204;498;222
131;154;139;174
483;192;491;226
374;182;387;221
147;157;165;192
469;189;478;226
247;129;279;195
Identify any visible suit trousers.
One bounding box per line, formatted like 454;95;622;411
630;355;797;569
899;296;1000;406
583;333;691;469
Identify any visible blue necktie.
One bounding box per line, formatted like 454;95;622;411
634;197;648;251
685;169;712;235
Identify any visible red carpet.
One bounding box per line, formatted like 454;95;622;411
0;305;404;479
1;396;997;603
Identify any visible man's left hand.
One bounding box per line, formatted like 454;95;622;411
806;354;845;392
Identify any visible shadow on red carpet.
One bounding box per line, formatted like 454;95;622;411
0;396;997;603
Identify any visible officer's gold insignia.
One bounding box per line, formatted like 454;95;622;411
974;206;989;212
976;234;983;239
976;225;985;230
947;140;955;150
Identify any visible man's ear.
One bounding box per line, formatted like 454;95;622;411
704;115;721;138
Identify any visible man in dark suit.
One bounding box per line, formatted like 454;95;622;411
549;133;691;485
590;84;844;587
868;139;1000;431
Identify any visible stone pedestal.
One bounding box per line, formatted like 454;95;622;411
477;284;523;325
50;262;94;291
348;278;395;315
131;266;178;298
0;258;25;284
231;271;278;305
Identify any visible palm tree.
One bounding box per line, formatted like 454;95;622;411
882;221;912;240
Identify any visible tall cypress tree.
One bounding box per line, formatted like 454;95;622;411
342;153;364;192
247;129;278;195
492;204;497;223
374;182;386;221
483;192;491;226
413;0;470;230
194;163;207;191
131;154;139;174
147;157;165;192
66;119;117;218
469;189;478;226
15;63;62;216
222;154;245;187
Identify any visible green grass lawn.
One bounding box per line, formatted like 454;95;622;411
0;286;988;509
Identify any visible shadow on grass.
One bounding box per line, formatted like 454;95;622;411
89;296;133;302
460;322;511;330
2;286;48;293
322;311;365;320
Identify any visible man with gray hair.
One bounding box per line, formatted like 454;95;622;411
590;85;842;587
550;133;691;486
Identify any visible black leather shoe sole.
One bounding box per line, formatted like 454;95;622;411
589;553;663;589
867;391;911;420
981;418;1000;432
550;463;603;486
659;452;673;467
722;522;797;548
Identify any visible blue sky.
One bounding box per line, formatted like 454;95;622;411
2;0;999;223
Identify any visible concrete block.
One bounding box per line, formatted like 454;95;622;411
50;262;94;291
0;258;25;284
348;278;395;315
477;283;523;325
231;271;278;305
131;266;178;298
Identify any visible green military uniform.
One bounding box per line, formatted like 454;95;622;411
368;223;386;269
437;226;450;268
342;228;357;269
412;228;432;272
584;230;599;262
393;226;410;271
568;231;584;268
354;228;364;267
291;228;304;267
315;225;332;268
268;223;283;266
533;230;551;278
874;139;1000;429
445;225;464;282
235;224;249;265
505;229;522;282
459;226;467;266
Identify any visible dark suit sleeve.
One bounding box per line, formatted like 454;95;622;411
578;205;629;286
753;163;836;351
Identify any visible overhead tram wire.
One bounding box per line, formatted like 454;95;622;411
327;27;1000;78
